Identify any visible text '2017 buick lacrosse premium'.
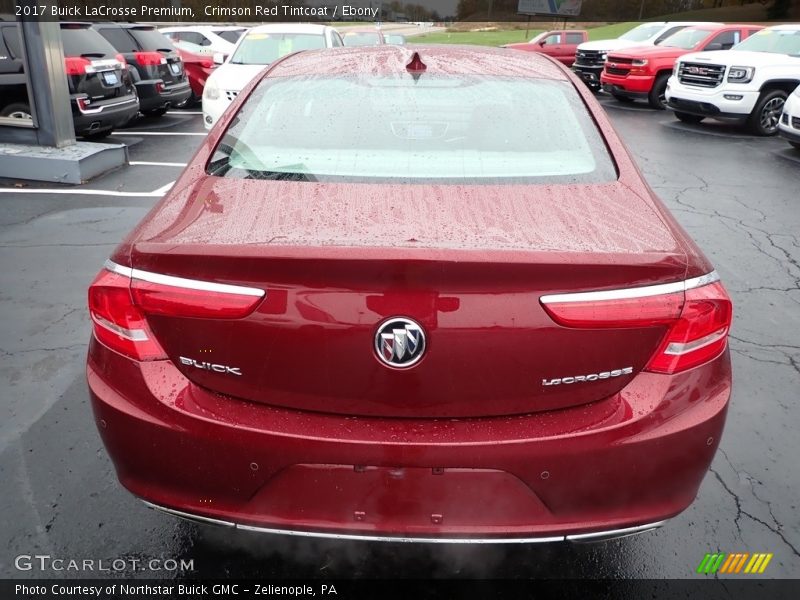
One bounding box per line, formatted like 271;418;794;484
87;46;732;543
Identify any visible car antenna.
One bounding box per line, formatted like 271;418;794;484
406;51;426;82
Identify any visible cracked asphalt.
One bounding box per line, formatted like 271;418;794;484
0;98;798;581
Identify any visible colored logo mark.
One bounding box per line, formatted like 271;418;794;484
697;552;773;574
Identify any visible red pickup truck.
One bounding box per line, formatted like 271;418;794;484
503;30;588;66
600;24;763;109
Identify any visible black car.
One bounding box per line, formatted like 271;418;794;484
0;21;139;139
92;23;191;117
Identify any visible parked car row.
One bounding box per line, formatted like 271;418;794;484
513;22;800;149
0;20;193;139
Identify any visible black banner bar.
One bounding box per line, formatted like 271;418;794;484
3;0;799;23
3;579;800;600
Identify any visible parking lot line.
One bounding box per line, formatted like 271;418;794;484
151;181;175;195
112;131;206;136
129;161;188;167
0;188;165;197
167;111;202;115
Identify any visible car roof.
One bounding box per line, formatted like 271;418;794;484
247;23;332;34
268;45;569;80
766;24;800;31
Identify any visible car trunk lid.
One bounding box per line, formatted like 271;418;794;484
125;178;688;418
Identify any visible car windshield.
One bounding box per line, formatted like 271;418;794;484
529;32;548;44
660;28;713;50
343;33;381;47
216;29;246;44
732;28;800;55
230;32;326;65
620;23;667;42
208;75;617;184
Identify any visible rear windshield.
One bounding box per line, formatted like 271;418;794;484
128;27;175;52
61;26;118;57
230;33;326;65
217;29;246;44
733;28;800;55
343;33;382;47
208;75;617;185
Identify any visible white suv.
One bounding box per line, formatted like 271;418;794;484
779;84;800;150
160;26;247;56
202;24;342;130
666;25;800;135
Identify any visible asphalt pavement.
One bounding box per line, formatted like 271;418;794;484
0;97;798;580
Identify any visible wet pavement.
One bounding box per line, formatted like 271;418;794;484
0;97;798;580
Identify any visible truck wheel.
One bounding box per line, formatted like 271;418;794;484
0;102;32;120
648;73;670;110
747;90;787;136
675;111;704;124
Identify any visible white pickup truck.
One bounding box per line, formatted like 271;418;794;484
572;21;712;91
665;25;800;135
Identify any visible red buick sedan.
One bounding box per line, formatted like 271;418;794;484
87;46;732;543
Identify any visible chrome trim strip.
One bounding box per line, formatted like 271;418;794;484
142;501;234;528
104;260;265;298
565;520;667;542
78;96;138;115
540;271;719;304
141;500;665;544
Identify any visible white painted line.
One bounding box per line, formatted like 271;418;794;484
112;131;206;136
167;110;202;115
130;161;188;167
151;181;176;195
0;188;164;197
0;180;175;197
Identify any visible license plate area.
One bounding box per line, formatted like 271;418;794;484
169;62;181;75
101;71;119;85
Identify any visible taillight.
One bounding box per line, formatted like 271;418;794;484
88;261;265;360
131;279;263;319
65;56;91;75
646;281;732;374
135;51;166;66
88;270;167;361
541;273;732;375
76;96;91;112
115;53;127;66
200;59;213;69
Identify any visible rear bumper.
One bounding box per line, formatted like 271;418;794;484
71;95;139;135
88;337;731;541
135;79;191;112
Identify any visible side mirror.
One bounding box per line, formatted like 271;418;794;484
703;42;723;51
213;52;225;65
538;40;547;46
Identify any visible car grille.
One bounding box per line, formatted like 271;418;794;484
606;66;631;76
225;90;239;101
575;50;606;68
793;116;800;130
678;62;725;88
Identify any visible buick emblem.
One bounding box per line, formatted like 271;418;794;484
374;317;426;369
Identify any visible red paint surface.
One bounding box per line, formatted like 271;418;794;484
89;47;731;538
